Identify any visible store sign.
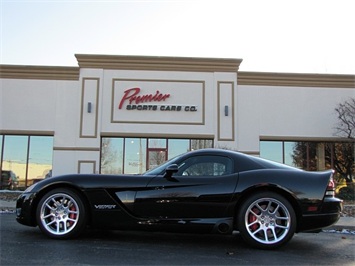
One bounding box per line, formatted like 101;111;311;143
118;87;197;112
112;79;204;124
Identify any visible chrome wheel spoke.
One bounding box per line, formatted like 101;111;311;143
40;193;80;236
248;219;259;227
43;212;54;219
245;197;291;245
56;221;62;233
275;223;289;229
45;202;55;210
46;219;56;226
268;228;277;242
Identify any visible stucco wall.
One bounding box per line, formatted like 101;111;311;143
237;84;354;153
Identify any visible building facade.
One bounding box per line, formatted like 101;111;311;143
0;54;354;188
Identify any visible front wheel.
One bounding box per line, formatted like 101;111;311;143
237;192;296;249
36;188;87;239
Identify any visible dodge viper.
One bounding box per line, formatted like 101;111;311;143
16;148;342;249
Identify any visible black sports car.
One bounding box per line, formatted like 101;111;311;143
16;149;342;249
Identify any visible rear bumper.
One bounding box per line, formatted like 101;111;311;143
298;197;343;232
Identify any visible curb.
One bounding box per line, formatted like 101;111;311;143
325;217;355;231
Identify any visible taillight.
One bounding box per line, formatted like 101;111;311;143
325;171;335;197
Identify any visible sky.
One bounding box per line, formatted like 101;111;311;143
0;0;354;74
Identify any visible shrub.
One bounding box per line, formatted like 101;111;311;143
337;183;355;201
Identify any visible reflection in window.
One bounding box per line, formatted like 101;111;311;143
101;137;214;174
260;140;354;182
191;139;213;150
0;135;3;163
28;136;53;182
292;142;318;171
0;135;54;188
260;141;283;163
284;142;296;167
2;136;28;187
168;139;190;159
176;156;232;176
124;138;147;174
330;142;354;182
101;138;123;174
148;150;166;170
148;139;166;148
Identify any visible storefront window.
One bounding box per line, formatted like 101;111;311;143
147;149;166;170
2;136;28;187
0;135;3;162
148;139;167;149
28;136;53;183
124;138;147;174
0;135;54;189
331;142;355;182
168;139;190;159
284;142;296;167
101;138;124;174
191;139;213;150
260;141;283;163
291;142;318;171
260;140;354;182
101;137;213;174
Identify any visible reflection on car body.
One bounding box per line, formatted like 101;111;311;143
16;149;342;249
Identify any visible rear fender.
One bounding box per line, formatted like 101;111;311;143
236;169;332;202
233;169;334;230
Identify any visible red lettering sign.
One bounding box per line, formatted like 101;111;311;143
118;88;170;109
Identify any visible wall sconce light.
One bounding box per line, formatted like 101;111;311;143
224;105;229;116
87;102;92;113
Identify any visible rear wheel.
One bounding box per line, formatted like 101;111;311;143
237;192;296;249
36;188;87;239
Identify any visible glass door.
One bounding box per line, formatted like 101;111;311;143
147;149;167;170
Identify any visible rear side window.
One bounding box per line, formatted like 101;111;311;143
175;155;233;177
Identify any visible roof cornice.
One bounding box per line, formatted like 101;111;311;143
75;54;243;73
238;71;355;88
0;65;79;80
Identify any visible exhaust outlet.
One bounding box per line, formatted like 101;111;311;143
217;223;231;233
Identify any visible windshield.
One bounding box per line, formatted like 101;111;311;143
143;154;184;176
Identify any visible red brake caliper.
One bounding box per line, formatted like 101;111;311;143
249;207;258;231
69;205;76;226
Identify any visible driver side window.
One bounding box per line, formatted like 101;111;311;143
175;155;232;176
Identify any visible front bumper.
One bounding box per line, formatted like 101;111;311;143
16;192;37;227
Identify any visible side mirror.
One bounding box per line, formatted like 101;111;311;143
164;164;179;180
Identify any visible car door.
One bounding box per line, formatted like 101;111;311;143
134;155;238;219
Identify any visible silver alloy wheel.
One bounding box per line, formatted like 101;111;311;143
39;193;80;236
244;197;291;245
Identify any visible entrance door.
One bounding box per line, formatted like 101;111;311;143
147;148;167;170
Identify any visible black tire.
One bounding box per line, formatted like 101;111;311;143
237;191;296;249
36;188;87;239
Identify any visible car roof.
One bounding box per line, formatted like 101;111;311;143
187;148;297;172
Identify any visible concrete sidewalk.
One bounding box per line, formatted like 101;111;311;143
0;199;16;209
325;216;355;231
1;199;354;231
